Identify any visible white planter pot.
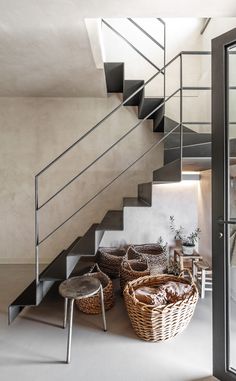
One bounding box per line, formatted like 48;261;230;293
182;245;195;255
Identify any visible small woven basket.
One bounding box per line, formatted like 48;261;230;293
123;269;198;342
129;244;168;275
76;264;115;314
120;247;150;291
97;247;126;278
120;259;150;291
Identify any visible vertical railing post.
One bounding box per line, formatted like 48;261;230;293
163;21;166;103
35;175;39;286
180;53;183;175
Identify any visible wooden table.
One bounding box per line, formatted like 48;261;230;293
174;248;203;272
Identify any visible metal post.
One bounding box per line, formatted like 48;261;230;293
66;298;74;364
180;53;183;174
63;298;68;329
100;286;107;332
35;175;39;286
163;21;166;103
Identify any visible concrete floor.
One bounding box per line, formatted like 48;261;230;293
0;265;216;381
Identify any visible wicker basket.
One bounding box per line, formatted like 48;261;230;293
129;244;168;275
97;247;126;278
76;264;115;314
120;259;150;291
120;247;150;291
123;269;198;342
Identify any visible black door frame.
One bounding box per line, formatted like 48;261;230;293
212;27;236;381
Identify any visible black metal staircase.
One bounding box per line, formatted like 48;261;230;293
8;19;216;324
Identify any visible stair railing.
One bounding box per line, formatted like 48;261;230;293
34;22;211;285
102;18;166;100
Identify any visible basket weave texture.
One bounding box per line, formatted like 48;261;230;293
129;244;168;275
97;247;126;278
76;264;114;314
123;270;198;342
120;247;150;291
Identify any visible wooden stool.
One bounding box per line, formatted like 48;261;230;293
59;276;107;364
193;260;212;298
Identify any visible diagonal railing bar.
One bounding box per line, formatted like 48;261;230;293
38;119;181;245
127;18;164;50
102;19;163;73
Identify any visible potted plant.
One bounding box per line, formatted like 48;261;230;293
182;228;201;255
169;216;184;247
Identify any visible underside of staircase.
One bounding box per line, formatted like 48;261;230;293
8;59;216;325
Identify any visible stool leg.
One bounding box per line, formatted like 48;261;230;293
100;286;107;332
63;297;68;329
201;269;206;299
66;299;74;364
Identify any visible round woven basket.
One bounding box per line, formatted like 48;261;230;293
129;244;168;275
120;259;150;291
76;264;115;314
123;269;198;342
97;247;126;278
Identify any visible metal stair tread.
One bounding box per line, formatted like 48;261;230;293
153;159;182;183
138;97;164;119
97;210;123;231
123;197;151;207
68;224;99;256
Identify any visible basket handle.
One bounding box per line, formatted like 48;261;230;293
178;268;194;285
89;263;101;274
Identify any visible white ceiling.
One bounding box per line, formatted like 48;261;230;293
0;0;235;97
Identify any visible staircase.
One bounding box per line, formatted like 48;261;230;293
8;19;214;324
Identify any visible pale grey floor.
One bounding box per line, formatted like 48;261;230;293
0;265;215;381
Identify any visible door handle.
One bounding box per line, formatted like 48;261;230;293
217;218;236;225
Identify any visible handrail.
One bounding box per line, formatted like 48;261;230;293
102;19;163;72
38;59;183;209
36;52;181;179
38;98;180;245
36;50;211;181
127;18;164;50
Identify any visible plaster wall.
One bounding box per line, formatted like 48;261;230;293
0;96;163;264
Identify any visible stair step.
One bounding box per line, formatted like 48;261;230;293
97;210;123;231
104;62;124;93
123;80;144;106
164;117;197;134
123;197;151;207
153;159;182;183
40;250;68;281
138;97;163;120
138;182;152;205
69;224;99;256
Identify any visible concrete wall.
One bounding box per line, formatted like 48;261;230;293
0;96;163;264
102;170;213;265
101;180;199;250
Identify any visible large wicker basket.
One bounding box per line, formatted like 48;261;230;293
76;264;115;314
129;244;168;275
97;247;126;278
123;270;198;342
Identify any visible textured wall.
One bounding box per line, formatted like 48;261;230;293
0;96;163;264
101;180;199;249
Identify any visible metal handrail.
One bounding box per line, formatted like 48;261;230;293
37;51;212;208
127;18;164;50
38;58;181;210
38;95;180;246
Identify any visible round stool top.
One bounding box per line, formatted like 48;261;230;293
59;275;101;300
